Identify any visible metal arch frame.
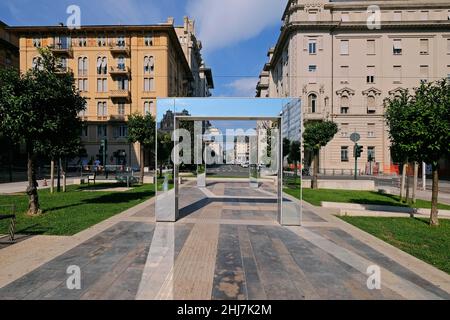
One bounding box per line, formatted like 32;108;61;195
156;115;301;226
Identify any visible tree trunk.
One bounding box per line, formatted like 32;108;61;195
430;165;439;226
26;145;40;216
311;150;319;189
50;160;55;194
63;159;67;193
405;163;411;204
412;162;418;204
140;144;145;184
400;163;407;201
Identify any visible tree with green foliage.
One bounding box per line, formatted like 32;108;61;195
157;130;172;178
283;138;291;162
127;112;156;183
385;79;450;226
303;121;338;189
288;140;301;178
0;48;86;215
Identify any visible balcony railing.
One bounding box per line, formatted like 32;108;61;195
55;66;72;74
109;65;130;76
50;43;73;57
109;114;127;122
110;89;130;99
109;41;130;55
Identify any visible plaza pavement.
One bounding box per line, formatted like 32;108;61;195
0;180;449;300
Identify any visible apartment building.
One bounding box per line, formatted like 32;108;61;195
9;17;213;168
0;20;19;69
257;0;450;174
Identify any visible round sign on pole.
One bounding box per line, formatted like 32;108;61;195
350;133;361;143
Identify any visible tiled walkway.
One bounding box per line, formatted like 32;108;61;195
0;181;449;300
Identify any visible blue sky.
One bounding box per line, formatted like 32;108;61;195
0;0;287;96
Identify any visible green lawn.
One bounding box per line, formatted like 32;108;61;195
284;188;450;210
0;183;154;236
339;217;450;274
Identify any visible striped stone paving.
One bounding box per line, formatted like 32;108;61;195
0;181;449;300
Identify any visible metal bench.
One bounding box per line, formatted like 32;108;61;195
0;205;16;243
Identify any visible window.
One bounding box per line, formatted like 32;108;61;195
420;65;429;83
117;77;129;91
78;57;88;76
144;101;154;115
368;124;375;138
144;78;155;92
97;78;108;92
144;56;155;74
54;36;71;49
341;147;349;162
32;57;43;70
447;65;450;81
367;40;375;55
393;65;402;83
308;39;317;54
78;79;88;92
33;38;41;48
97;57;107;75
340;96;349;114
144;34;153;46
308;93;317;113
447;39;450;53
308;10;318;22
81;125;88;137
421;11;429;21
341;12;350;22
117;56;126;70
420;39;429;55
97;125;107;138
367;147;376;161
97;102;107;117
367;96;376;113
308;65;317;83
394;11;402;21
78;37;87;47
340;123;349;138
340;66;349;83
97;36;107;47
340;40;349;55
393;39;402;55
116;125;128;138
117;36;125;47
118;102;125;115
367;66;375;84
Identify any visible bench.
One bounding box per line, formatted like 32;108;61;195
87;173;97;185
116;175;139;187
0;205;16;243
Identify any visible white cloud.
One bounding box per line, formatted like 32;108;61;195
226;78;259;97
186;0;285;51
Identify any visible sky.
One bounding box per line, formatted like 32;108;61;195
0;0;287;97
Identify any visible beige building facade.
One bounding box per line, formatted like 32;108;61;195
257;0;450;174
0;20;19;69
10;17;213;168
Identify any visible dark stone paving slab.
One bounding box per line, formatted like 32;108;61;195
0;222;155;300
308;227;450;299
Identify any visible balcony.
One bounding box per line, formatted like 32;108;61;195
50;44;73;57
109;65;130;77
109;42;130;56
110;89;130;100
109;114;127;122
55;66;72;74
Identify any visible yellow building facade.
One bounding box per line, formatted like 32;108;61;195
11;19;210;168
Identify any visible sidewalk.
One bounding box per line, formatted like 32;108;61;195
380;186;450;205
